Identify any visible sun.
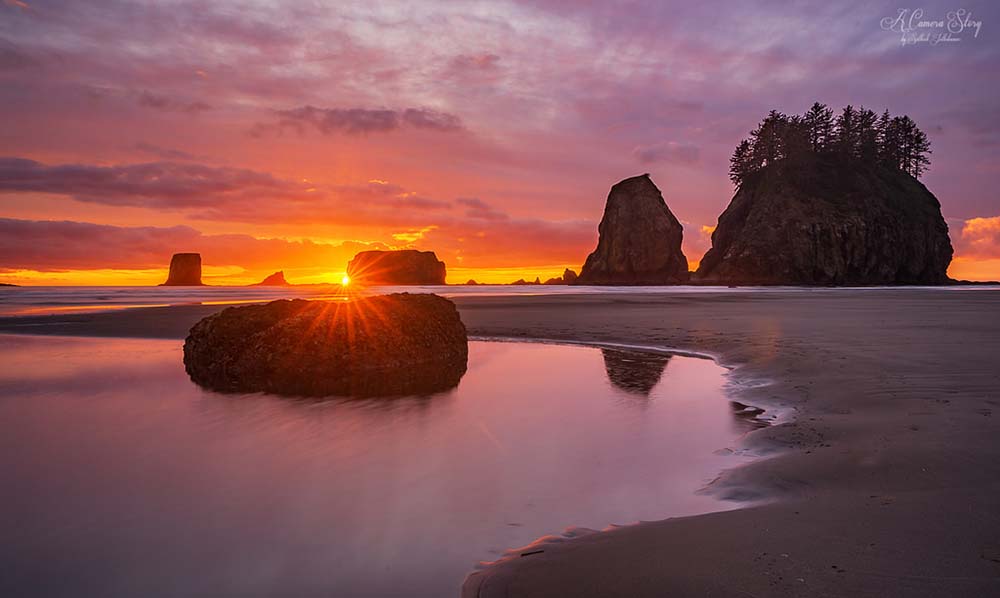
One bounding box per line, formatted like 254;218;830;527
341;275;351;286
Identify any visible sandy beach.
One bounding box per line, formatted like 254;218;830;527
2;288;1000;597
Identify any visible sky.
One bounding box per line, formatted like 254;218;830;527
1;0;999;285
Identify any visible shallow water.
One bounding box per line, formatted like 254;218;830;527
1;283;993;316
0;334;762;598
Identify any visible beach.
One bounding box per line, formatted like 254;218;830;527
2;287;999;596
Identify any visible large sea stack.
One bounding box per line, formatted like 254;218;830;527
161;253;203;286
575;174;689;285
184;294;468;397
347;250;447;285
695;155;953;285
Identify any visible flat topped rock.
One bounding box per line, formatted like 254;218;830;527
161;253;204;286
183;293;468;397
347;250;446;285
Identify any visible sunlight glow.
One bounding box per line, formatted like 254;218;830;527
341;275;351;286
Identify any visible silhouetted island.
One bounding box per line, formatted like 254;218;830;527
347;250;446;285
160;253;204;286
0;283;18;287
696;103;952;285
543;269;578;285
575;174;689;285
252;271;290;286
184;294;468;397
510;277;541;285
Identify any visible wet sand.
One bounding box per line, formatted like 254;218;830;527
2;288;1000;597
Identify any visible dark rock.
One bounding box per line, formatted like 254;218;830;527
0;283;18;287
465;279;480;285
510;277;541;285
253;271;290;286
543;269;579;285
601;349;671;396
184;294;468;397
346;250;446;285
695;155;953;285
575;174;689;285
161;253;203;286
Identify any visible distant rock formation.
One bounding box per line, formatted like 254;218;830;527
575;174;689;285
347;250;446;285
253;271;290;286
695;155;953;285
161;253;204;286
510;277;541;285
184;294;468;397
465;279;480;286
601;349;671;396
0;283;18;287
543;268;579;285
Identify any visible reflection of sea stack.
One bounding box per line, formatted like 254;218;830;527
695;155;953;284
601;348;672;396
161;253;204;286
575;174;689;285
347;250;446;285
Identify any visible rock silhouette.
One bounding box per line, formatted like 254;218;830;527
184;294;468;398
576;175;689;285
161;253;203;286
601;348;672;396
347;250;446;285
543;269;578;285
253;271;290;286
696;155;953;284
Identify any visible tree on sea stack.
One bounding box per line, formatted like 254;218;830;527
701;102;951;286
729;102;933;186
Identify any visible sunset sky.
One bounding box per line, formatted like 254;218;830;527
1;0;999;284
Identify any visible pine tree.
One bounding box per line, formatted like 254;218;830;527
729;139;753;186
856;107;879;161
833;105;859;156
803;102;834;152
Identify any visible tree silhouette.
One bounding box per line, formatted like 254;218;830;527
728;102;932;186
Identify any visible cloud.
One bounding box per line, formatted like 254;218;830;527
137;90;211;114
133;142;210;162
450;53;501;72
0;217;386;274
0;157;310;208
954;216;1000;259
258;106;463;136
456;197;509;221
632;142;701;165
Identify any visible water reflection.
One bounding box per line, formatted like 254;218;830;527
601;348;672;396
0;334;762;598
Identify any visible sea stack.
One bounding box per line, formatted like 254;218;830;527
253;271;290;286
695;155;953;285
575;174;689;285
161;253;203;286
346;250;446;285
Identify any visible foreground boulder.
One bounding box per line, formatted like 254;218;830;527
346;250;446;285
575;175;689;285
184;294;468;397
161;253;203;286
695;155;953;285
